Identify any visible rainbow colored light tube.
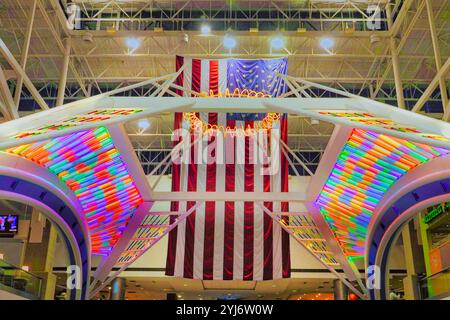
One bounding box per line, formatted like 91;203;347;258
6;126;143;256
316;129;449;258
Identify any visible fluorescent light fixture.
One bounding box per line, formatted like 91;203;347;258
126;37;140;51
320;37;334;50
201;24;211;35
223;35;237;49
270;36;284;50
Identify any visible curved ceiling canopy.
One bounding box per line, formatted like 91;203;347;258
314;128;449;259
5;126;143;255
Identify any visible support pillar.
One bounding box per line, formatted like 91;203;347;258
22;211;58;300
109;277;126;300
390;38;406;109
418;211;434;298
386;4;406;109
333;279;349;300
56;37;71;107
401;219;425;300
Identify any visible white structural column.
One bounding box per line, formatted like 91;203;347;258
400;220;423;300
13;0;37;108
425;0;449;120
386;4;406;109
56;38;72;107
390;38;406;109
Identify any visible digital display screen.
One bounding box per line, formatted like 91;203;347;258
0;215;18;233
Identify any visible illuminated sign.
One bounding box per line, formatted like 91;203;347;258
423;202;450;224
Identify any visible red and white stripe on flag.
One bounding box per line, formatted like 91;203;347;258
165;56;290;280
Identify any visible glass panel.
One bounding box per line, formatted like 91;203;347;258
0;259;42;298
419;267;450;299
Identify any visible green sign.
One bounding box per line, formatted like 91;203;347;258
423;202;450;224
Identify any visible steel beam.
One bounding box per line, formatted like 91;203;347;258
13;0;37;109
56;38;71;106
150;191;307;202
0;65;18;119
386;3;405;109
425;0;449;120
0;97;12;120
0;39;49;111
36;0;89;97
390;37;406;109
411;57;450;113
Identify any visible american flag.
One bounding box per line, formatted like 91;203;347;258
165;56;290;280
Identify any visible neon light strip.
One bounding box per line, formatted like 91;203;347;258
6;127;143;255
316;129;449;257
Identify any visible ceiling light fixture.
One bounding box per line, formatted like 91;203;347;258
270;36;284;50
320;37;334;51
201;24;211;35
223;35;237;49
126;37;140;52
137;119;150;131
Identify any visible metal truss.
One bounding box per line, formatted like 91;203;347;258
89;200;203;298
257;204;366;298
412;58;450;119
2;0;447;93
135;148;323;176
62;0;390;33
